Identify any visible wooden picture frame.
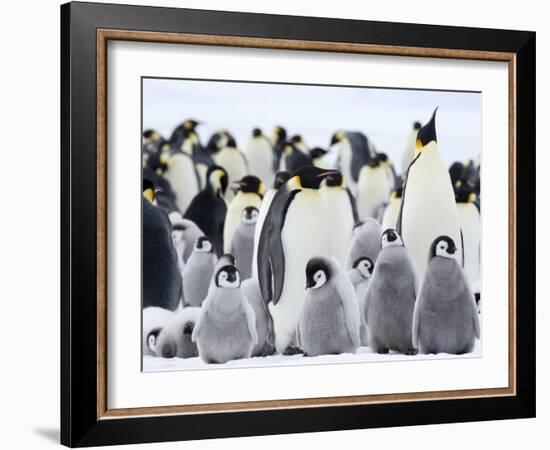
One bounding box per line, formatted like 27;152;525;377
61;1;535;447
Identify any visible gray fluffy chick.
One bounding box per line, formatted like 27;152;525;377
182;236;215;307
413;236;480;354
142;306;175;357
347;256;374;346
153;307;200;358
344;218;383;269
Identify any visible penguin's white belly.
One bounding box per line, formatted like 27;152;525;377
401;160;462;276
357;167;389;220
381;198;401;230
252;190;276;278
223;194;262;253
245;141;273;187
320;188;354;265
458;203;480;291
269;191;332;351
165;156;199;213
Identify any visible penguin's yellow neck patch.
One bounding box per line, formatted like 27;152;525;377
143;189;154;204
287;176;302;190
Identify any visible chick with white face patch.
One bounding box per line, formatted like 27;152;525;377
192;265;258;364
243;128;275;188
257;166;335;354
181;236;216;307
223;175;264;253
211;135;248;202
251;171;291;279
320;171;359;265
356;155;391;220
153;307;201;359
397;108;463;277
142;306;175;357
413;236;480;354
347;256;374;346
344;218;383;269
229;206;259;280
363;229;418;355
297;257;360;357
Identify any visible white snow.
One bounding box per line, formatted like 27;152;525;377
143;339;481;372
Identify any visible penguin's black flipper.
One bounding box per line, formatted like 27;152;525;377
396;153;421;236
346;132;370;183
345;187;360;225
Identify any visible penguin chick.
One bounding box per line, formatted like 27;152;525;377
181;236;215;307
347;257;374;346
413;236;480;354
344;218;383;269
171;218;204;264
154;307;201;358
192;265;258;364
241;278;276;357
297;257;361;357
142;307;175;357
230;206;259;280
363;229;418;355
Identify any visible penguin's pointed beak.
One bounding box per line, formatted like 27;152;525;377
316;170;339;178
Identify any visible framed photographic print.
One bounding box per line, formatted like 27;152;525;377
61;1;536;447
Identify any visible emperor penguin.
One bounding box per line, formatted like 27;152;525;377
401;121;422;175
171;217;204;265
377;153;398;197
243;128;274;188
310;147;332;169
211;136;248;202
184;165;228;256
181;236;216;307
179;128;213;190
330;131;371;193
363;229;418;355
319;171;358;265
290;134;309;155
297;257;361;357
397;108;463;277
241;277;276;357
229;206;259;280
344;218;383;269
251;171;292;279
356;157;391;220
142;165;178;214
169;119;200;149
279;142;312;173
223;175;264;253
153;307;201;358
271;126;287;172
162;149;201;214
192;264;258;364
142;180;182;311
381;182;404;230
413;236;480;354
347;256;374;346
142;306;175;357
257;166;335;354
454;184;481;296
143;129;164;153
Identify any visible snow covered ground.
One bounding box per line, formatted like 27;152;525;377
143;339;481;372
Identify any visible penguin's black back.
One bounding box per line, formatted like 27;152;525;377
285;146;312;173
142;198;182;311
346;132;371;182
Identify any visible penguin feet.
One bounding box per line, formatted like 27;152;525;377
377;348;389;354
283;346;304;356
404;348;418;356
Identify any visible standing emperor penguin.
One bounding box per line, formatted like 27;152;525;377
297;257;361;356
319;171;358;265
363;229;418;355
347;256;374;346
344;218;383;269
241;278;276;357
279;142;313;173
257;166;335;354
397;108;463;277
251;171;292;279
181;236;216;307
270;126;287;172
162;149;201;214
192;264;258;364
413;236;480;354
330;131;371;194
184;165;228;256
243;128;275;188
290;135;309;155
153;307;201;358
142;306;175;357
223;175;264;253
401;121;422;175
356;156;391;220
230;206;259;280
142;180;182;311
454;184;481;296
211;136;248;202
381;182;404;230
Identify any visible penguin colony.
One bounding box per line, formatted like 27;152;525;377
142;109;481;365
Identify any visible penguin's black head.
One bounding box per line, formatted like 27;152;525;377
305;257;331;290
236;175;264;196
449;162;465;185
430;235;457;260
353;256;374;279
146;327;162;355
310;147;328;160
184;119;200;131
143;178;155;203
291;135;303;144
227;136;237;148
377;153;389;163
390;184;404;200
206;165;228;196
330;131;345;146
416;107;438;149
413;121;422;130
292;166;337;189
242;206;259;224
325;171;344;187
194;236;213;253
381;228;404;248
143;129;161;142
252;128;262;138
215;265;241;288
273;171;291;189
454;184;477;204
274;126;287;141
